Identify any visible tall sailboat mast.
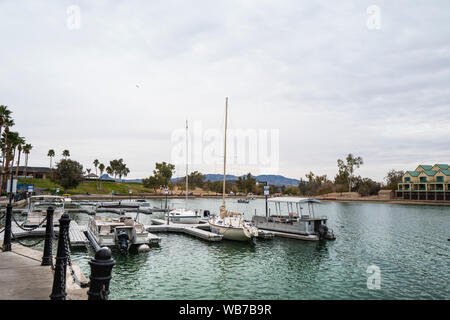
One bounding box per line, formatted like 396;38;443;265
186;120;189;206
222;97;228;208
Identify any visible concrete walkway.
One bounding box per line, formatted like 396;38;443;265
0;242;88;300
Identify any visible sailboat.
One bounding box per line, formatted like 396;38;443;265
168;120;201;224
208;97;259;241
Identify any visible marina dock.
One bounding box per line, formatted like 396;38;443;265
0;242;88;300
147;219;274;241
147;219;223;242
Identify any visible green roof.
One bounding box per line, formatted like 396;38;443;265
406;171;420;177
417;165;433;170
422;170;437;176
440;169;450;176
434;164;449;170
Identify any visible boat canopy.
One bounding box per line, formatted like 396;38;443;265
267;197;320;218
268;197;320;204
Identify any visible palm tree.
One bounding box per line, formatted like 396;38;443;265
62;150;70;160
106;166;113;177
99;163;105;190
0;105;12;144
93;159;99;190
118;164;130;182
47;149;55;168
5;132;20;193
14;136;25;179
0;117;14;192
23;144;32;184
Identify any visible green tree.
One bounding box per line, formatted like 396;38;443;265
22;143;32;183
188;171;205;189
106;166;113;177
384;169;405;191
50;159;83;191
0;106;12;176
236;173;257;194
62;149;70;159
143;162;175;192
14;136;25;179
354;176;381;196
47;149;55;168
337;154;364;192
98;163;105;190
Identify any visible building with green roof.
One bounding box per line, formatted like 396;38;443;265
397;164;450;201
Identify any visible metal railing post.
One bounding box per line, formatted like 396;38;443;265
87;247;115;300
41;207;54;266
2;203;12;251
50;213;71;300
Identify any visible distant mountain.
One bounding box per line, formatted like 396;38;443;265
172;174;301;187
100;174;142;183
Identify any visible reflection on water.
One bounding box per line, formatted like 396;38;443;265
15;199;450;300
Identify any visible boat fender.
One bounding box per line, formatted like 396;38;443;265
138;244;150;253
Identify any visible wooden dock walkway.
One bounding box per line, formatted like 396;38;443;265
0;242;88;300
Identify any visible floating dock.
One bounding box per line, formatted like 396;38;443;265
147;219;223;242
262;230;319;241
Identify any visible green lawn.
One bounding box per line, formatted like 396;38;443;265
18;178;153;195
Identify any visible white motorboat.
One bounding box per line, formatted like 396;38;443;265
251;197;336;241
23;195;65;227
208;97;259;241
87;215;152;253
168;207;201;224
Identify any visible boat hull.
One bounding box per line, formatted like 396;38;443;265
169;216;200;224
209;222;251;241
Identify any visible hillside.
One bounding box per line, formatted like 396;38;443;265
18;178;152;195
172;173;300;186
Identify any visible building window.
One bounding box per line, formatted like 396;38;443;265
420;177;427;182
437;176;444;182
404;177;411;183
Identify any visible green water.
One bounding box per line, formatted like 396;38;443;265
16;199;450;299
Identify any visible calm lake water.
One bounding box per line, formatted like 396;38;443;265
17;198;450;300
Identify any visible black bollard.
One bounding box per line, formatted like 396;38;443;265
49;213;71;300
2;204;12;252
41;207;54;266
87;247;115;300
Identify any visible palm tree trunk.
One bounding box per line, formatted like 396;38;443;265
15;150;21;179
0;153;4;194
24;154;29;185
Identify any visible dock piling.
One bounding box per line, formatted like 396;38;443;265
41;206;54;266
87;247;115;300
50;213;71;300
1;203;12;251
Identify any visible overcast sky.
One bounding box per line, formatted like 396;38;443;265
1;0;449;182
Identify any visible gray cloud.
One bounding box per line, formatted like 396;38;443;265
1;0;449;181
